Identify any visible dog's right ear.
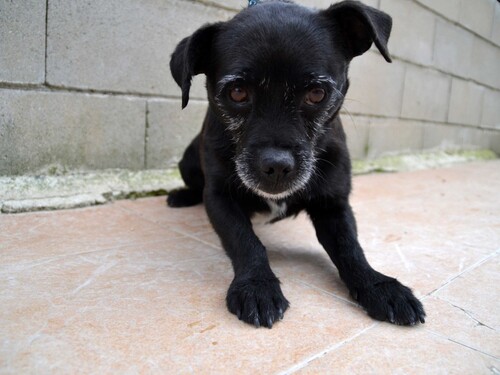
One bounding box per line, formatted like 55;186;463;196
170;23;222;109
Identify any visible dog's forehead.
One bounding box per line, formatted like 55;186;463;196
215;2;337;79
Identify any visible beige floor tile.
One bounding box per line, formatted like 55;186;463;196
423;296;499;358
432;254;500;331
350;162;500;297
351;160;500;205
0;204;184;266
116;197;214;236
296;324;499;375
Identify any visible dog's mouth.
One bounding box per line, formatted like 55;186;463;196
235;147;314;200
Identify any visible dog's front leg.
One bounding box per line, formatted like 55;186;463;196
204;190;289;328
308;202;425;325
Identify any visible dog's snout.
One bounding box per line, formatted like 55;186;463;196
259;149;296;180
236;144;312;198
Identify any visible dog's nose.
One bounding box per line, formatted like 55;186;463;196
259;148;296;180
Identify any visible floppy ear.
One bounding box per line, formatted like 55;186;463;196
170;23;222;108
321;1;392;62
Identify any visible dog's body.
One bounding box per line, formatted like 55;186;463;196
168;0;425;328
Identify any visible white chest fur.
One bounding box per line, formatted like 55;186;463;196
252;200;288;225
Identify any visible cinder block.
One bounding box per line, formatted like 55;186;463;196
433;19;474;78
205;0;243;11
0;0;45;84
470;37;500;89
423;123;492;151
366;118;424;159
0;90;145;175
194;0;378;12
380;0;435;66
459;127;491;150
401;66;451;122
422;124;464;151
415;0;461;22
341;114;370;160
146;99;208;169
301;0;379;8
485;130;500;155
458;0;495;39
301;0;337;8
447;79;484;126
359;0;379;8
346;51;405;117
46;0;233;98
481;89;500;129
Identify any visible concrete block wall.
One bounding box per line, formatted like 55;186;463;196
0;0;499;175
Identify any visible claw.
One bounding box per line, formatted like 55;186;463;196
350;289;358;301
267;316;274;329
419;315;426;324
387;310;395;324
253;315;260;328
278;308;284;320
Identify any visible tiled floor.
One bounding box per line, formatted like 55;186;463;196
1;160;499;374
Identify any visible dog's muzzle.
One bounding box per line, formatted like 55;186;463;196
236;147;314;199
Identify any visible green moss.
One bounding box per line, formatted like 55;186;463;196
44;164;69;176
352;149;497;175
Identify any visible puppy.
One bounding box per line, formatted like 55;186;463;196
168;0;425;328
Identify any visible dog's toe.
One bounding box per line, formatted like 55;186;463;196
226;276;289;328
354;279;425;326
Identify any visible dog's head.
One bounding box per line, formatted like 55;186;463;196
171;0;392;200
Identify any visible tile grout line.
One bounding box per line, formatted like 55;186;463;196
430;295;496;331
276;322;380;375
170;228;223;251
424;329;500;361
113;203;223;251
0;237;182;274
0;237;226;276
427;248;499;297
139;202;226;254
292;279;358;307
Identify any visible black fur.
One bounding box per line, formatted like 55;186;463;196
168;0;425;328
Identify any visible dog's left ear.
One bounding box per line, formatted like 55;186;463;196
170;23;222;108
321;1;392;62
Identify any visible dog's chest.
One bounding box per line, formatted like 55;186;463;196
252;200;288;225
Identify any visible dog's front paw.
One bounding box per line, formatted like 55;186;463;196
353;278;426;326
226;276;289;328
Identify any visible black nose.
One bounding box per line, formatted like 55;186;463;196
259;148;296;181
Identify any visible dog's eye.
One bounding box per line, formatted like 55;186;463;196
304;88;326;105
229;86;249;103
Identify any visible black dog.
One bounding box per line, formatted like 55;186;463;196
168;0;425;328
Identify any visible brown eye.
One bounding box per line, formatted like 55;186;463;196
230;86;248;103
305;88;325;105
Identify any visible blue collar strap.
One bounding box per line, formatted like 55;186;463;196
248;0;259;6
